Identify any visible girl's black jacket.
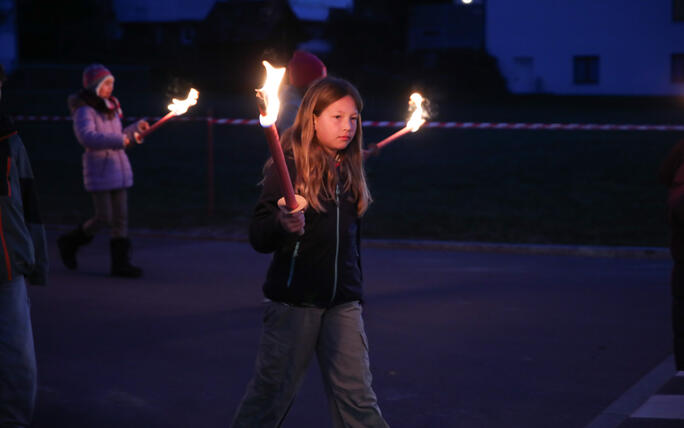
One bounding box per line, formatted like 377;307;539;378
249;156;363;308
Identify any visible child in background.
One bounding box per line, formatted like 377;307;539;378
231;77;389;427
0;63;49;427
57;64;147;278
276;50;327;132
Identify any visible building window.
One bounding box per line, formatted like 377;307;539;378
672;54;684;83
179;25;196;46
573;56;599;85
674;0;684;21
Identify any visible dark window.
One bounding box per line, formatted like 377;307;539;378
674;0;684;21
180;25;196;46
573;56;599;85
672;54;684;83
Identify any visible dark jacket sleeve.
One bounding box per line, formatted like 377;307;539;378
662;141;684;223
668;168;684;224
249;161;295;253
671;192;684;224
16;140;48;285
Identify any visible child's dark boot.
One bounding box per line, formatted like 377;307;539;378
110;237;143;278
57;225;93;270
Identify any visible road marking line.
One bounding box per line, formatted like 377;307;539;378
583;355;675;428
631;395;684;419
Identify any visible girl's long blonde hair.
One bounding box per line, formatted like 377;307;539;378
266;77;372;215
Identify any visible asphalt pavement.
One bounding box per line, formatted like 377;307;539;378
27;231;679;428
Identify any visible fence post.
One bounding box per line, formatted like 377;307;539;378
207;109;215;218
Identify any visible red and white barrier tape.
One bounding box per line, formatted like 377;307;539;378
10;115;684;131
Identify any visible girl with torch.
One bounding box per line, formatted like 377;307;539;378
231;75;389;427
57;64;147;278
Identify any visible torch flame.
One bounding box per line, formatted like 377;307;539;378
257;61;287;127
168;88;199;116
406;92;426;132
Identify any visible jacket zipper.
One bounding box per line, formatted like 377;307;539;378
330;183;340;304
0;206;12;281
286;241;300;287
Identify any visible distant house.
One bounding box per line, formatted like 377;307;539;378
289;0;353;53
408;1;484;52
113;0;216;52
112;0;352;55
486;0;684;95
201;0;300;46
0;0;17;73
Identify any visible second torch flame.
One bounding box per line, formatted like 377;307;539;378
169;88;199;115
139;88;199;139
375;92;427;150
406;93;426;132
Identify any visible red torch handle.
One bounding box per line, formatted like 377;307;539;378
263;124;298;211
376;126;412;149
139;111;176;139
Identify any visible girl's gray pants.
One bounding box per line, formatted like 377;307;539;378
231;300;389;428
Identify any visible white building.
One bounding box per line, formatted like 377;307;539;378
486;0;684;95
0;0;17;73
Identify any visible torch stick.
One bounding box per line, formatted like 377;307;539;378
138;111;176;139
264;126;303;212
258;100;298;211
375;126;413;150
256;62;306;213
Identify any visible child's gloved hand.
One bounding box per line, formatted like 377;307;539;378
132;120;149;144
133;131;143;144
278;210;305;235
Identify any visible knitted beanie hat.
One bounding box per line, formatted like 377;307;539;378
82;63;114;92
287;51;327;89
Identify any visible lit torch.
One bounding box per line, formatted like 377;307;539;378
375;93;427;150
138;88;199;139
256;61;307;213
